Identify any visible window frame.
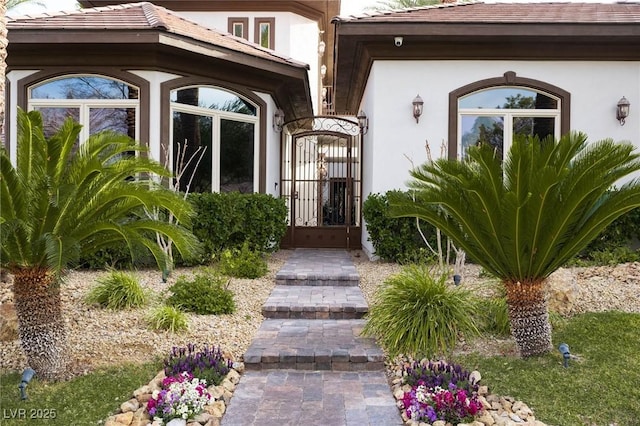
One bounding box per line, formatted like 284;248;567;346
254;18;275;49
458;88;561;160
169;86;260;193
449;71;570;160
228;17;249;40
27;74;141;144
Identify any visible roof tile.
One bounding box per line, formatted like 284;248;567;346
336;1;640;24
8;1;307;68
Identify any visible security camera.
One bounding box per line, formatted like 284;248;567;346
394;36;403;47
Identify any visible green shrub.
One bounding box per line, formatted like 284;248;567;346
363;264;478;358
578;206;640;260
475;297;511;336
187;192;287;261
218;242;268;278
362;191;438;263
147;306;188;333
163;344;232;386
78;243;156;270
166;271;235;315
85;270;147;309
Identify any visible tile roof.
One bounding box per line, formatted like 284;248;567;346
8;1;308;69
335;1;640;24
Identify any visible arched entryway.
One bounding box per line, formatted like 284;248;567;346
280;117;363;249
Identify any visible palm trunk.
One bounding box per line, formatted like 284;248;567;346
12;267;69;381
504;279;552;357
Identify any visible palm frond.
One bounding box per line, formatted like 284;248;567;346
389;132;640;282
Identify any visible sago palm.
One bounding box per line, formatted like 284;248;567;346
1;109;200;380
389;132;640;357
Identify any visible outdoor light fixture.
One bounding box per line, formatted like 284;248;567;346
412;94;424;123
617;96;630;125
273;108;285;132
18;368;35;400
558;343;571;368
357;110;369;135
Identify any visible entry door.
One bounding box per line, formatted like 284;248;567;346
281;133;361;248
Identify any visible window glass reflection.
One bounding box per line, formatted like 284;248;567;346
171;87;256;116
460;88;558;109
31;76;136;100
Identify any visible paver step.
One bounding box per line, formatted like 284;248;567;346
221;370;403;426
274;274;360;287
275;248;360;286
262;286;368;319
243;319;384;371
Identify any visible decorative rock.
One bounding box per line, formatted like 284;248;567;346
0;303;18;341
508;413;523;423
204;419;221;426
221;378;236;392
546;268;578;315
130;420;149;426
394;388;405;399
478;385;489;396
114;411;134;425
499;397;512;411
232;362;244;374
222;389;233;405
104;419;128;426
120;398;140;413
469;370;482;384
226;369;241;384
432;421;447;426
478;396;491;410
477;411;496;425
204;400;226;418
133;407;151;422
193;412;213;423
133;385;151;399
208;385;224;400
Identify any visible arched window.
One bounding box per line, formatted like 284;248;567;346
449;72;570;159
170;86;259;193
29;75;139;142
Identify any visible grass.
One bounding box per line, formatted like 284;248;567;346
0;362;159;426
455;311;640;426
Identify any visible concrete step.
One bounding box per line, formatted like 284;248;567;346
262;286;368;319
243;319;384;372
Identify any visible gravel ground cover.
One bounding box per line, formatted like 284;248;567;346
1;251;639;375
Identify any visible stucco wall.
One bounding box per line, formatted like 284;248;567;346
176;11;321;113
359;60;640;255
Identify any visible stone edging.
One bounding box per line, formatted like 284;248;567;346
103;363;244;426
390;375;548;426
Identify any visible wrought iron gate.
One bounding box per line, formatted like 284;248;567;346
281;117;362;249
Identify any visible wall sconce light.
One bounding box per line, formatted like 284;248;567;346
357;110;368;135
412;94;424;123
617;96;630;125
273;108;284;132
320;64;327;80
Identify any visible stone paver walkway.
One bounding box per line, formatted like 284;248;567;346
222;249;402;426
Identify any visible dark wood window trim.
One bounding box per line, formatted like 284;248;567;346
448;71;571;159
13;68;150;156
161;76;267;193
228;17;249;40
254;18;275;49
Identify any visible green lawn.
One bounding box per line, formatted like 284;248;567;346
455;311;640;426
0;362;159;426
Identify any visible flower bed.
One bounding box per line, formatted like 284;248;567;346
389;358;549;426
103;345;242;426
